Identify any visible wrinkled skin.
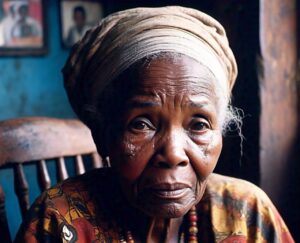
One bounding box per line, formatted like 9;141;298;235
106;55;223;242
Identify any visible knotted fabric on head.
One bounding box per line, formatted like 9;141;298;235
63;6;238;121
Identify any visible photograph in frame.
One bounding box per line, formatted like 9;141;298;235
0;0;47;56
60;0;103;48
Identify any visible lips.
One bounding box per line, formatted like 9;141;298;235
143;183;191;200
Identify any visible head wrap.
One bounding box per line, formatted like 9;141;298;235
63;6;237;120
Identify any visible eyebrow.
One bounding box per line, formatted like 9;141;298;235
187;100;209;108
127;100;161;109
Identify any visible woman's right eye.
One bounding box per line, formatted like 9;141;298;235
128;118;154;132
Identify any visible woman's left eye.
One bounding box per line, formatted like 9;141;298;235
128;117;155;132
189;120;210;132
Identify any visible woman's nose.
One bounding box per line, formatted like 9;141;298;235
153;129;189;168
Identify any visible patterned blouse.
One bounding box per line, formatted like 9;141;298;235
14;168;294;243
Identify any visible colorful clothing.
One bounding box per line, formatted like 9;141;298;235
14;168;294;242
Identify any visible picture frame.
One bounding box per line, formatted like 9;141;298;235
60;0;103;48
0;0;47;56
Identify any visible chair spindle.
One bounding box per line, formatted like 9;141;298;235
92;152;102;168
38;160;51;190
75;155;85;175
57;157;69;181
14;163;30;219
0;186;12;243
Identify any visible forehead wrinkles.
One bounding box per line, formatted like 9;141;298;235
137;77;217;99
138;55;219;97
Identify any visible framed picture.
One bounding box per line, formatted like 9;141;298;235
60;0;103;48
0;0;47;56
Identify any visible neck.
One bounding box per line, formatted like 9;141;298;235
120;204;184;243
146;217;184;243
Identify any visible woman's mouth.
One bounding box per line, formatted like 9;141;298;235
143;183;191;200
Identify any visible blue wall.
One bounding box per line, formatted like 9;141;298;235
0;1;74;120
0;1;75;240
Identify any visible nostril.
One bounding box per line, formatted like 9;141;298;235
156;160;188;168
178;161;188;167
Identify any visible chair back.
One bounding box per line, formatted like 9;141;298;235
0;117;102;242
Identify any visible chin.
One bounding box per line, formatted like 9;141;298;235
135;197;197;218
130;182;207;218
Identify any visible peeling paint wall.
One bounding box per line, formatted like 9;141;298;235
0;1;74;120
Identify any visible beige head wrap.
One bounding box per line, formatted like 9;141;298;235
63;6;237;119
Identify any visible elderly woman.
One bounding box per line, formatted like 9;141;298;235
15;6;294;243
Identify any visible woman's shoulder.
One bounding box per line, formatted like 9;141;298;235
206;173;271;203
35;167;112;208
15;168;119;243
200;173;294;243
204;173;279;222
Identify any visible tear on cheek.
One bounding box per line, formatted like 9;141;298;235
122;141;138;158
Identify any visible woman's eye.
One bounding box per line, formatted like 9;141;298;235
128;118;154;132
190;120;210;132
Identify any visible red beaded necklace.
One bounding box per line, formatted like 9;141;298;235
118;205;198;243
188;206;198;243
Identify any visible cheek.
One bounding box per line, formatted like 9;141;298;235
110;133;154;182
188;130;222;178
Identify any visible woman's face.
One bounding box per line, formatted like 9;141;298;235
108;55;223;218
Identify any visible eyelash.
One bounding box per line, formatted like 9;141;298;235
189;119;210;132
128;117;155;132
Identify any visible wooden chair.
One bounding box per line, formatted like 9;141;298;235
0;117;102;242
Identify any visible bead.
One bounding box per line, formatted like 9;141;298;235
189;235;197;240
187;206;199;240
190;221;197;226
126;230;134;243
189;215;198;221
189;226;198;234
